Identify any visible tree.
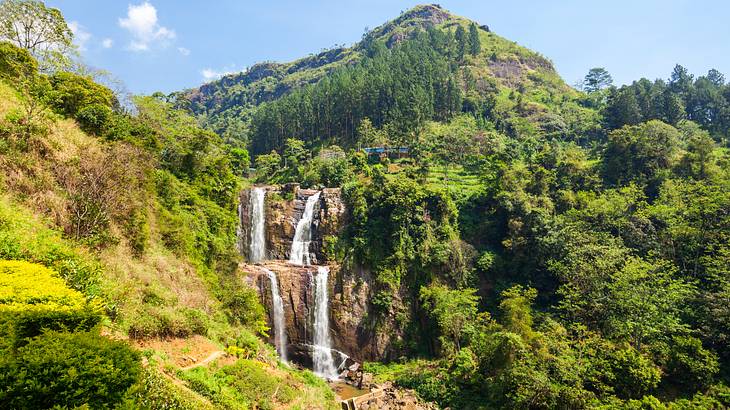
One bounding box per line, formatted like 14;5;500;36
499;285;537;340
468;23;480;56
582;67;613;93
669;64;693;96
0;0;74;71
603;120;680;187
603;87;642;129
420;283;480;354
254;150;281;182
454;25;466;61
357;117;387;148
604;257;692;350
283;138;307;169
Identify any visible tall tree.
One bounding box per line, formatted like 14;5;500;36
454;25;466;62
583;67;613;93
603;87;642;129
467;23;480;56
0;0;74;71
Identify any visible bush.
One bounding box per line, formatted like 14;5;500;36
605;347;661;399
76;102;113;135
0;260;102;349
0;330;141;409
0;42;37;79
0;196;101;294
179;359;298;410
127;305;209;339
662;336;719;391
48;71;116;117
121;367;213;410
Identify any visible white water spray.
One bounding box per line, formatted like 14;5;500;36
263;268;288;362
312;266;338;379
249;187;266;263
289;191;321;266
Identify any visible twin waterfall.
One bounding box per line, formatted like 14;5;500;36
244;187;342;378
248;187;267;263
289;191;321;266
312;266;338;378
263;267;288;362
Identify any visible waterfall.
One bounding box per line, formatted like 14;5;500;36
289;191;321;266
312;266;338;379
263;268;288;362
249;187;266;263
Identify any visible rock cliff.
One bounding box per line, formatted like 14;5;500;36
239;185;395;364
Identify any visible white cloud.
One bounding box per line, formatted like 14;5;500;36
118;2;175;52
102;38;114;48
201;66;237;81
69;21;91;51
177;47;190;56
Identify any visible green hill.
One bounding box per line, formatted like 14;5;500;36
180;4;595;156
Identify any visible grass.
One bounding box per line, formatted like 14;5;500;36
178;358;339;410
426;164;483;196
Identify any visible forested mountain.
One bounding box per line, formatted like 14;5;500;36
179;4;591;156
0;1;729;409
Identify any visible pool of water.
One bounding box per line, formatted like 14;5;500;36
331;381;368;400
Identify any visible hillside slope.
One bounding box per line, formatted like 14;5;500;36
0;49;337;408
180;4;593;153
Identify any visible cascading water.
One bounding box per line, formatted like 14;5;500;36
263;268;288;362
312;266;339;379
289;191;321;266
249;187;266;263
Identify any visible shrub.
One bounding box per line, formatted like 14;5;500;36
0;331;141;409
0;198;102;294
48;71;116;117
0;260;102;349
662;336;719;391
127;305;209;339
0;42;37;79
76;102;113;135
121;367;213;410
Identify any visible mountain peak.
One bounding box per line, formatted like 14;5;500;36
367;4;465;45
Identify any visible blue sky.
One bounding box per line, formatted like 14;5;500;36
47;0;730;95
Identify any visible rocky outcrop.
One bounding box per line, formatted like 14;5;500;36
247;260;391;364
240;185;399;365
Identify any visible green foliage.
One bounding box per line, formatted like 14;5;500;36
0;0;74;71
0;330;141;409
48;71;116;117
603;120;680;189
121;367;214;410
76;102;113;135
126;305;210;340
0;195;101;294
420;283;480;354
179;359;337;410
0;41;36;79
0;260;102;349
583;67;613;93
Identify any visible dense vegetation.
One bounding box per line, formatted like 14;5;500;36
0;2;338;407
195;6;730;409
1;1;729;409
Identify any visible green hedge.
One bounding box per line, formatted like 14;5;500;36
0;260;102;349
0;330;141;409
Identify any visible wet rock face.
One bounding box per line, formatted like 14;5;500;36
239;185;345;264
251;262;313;360
250;261;395;363
240;185;398;364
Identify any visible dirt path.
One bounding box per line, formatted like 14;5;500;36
179;350;226;371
